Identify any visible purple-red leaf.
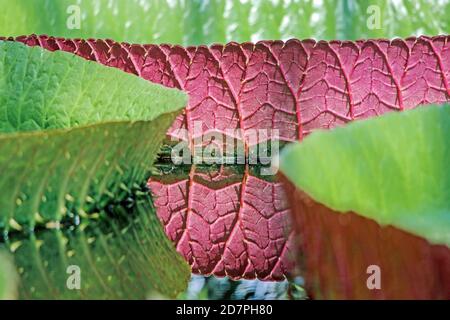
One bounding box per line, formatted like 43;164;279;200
148;166;294;281
6;34;450;282
5;35;450;146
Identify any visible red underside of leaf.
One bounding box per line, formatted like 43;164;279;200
4;35;450;145
4;34;449;282
281;176;450;299
148;166;295;281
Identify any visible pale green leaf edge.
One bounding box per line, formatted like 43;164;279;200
0;250;18;300
0;41;187;229
0;41;190;297
280;105;450;247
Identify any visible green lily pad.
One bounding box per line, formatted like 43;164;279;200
0;41;187;230
280;105;450;247
0;41;190;298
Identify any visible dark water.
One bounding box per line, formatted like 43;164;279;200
182;274;306;300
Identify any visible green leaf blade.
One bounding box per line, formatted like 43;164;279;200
0;41;186;133
0;41;187;231
0;41;190;299
280;105;450;246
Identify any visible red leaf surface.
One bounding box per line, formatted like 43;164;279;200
5;34;450;282
4;34;450;145
281;177;450;299
148;166;295;281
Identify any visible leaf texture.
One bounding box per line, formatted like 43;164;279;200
8;34;450;282
148;165;295;281
0;41;186;230
4;34;450;148
0;42;190;298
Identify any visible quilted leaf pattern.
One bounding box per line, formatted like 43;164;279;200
6;34;450;282
3;34;450;146
148;166;295;281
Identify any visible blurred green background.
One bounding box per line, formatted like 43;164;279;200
0;0;449;45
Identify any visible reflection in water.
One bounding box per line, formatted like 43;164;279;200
182;274;307;300
0;195;190;299
148;165;296;281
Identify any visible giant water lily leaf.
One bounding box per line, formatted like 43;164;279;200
0;41;190;298
279;105;450;299
5;35;450;150
0;0;449;45
2;195;191;299
0;41;186;230
281;105;450;245
11;34;450;283
148;165;295;281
